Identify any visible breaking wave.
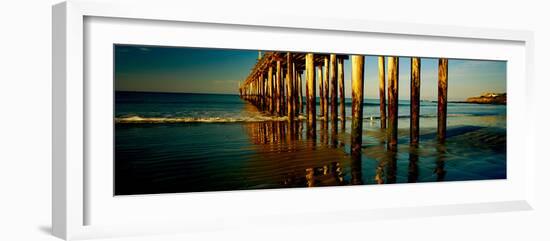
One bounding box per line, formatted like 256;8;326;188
115;115;297;123
115;113;476;124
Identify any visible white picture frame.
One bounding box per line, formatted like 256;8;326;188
52;0;535;240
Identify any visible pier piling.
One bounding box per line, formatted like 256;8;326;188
292;62;298;116
286;53;294;121
317;65;325;117
259;74;264;110
438;58;448;143
298;71;303;114
305;69;309;116
411;57;421;145
318;66;324;118
329;54;338;147
323;56;329;122
378;56;386;129
276;60;282;116
329;54;338;125
337;57;345;128
306;53;316;137
350;55;364;185
387;57;399;150
268;66;274;113
351;55;365;156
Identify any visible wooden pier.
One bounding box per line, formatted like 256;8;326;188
239;51;449;156
239;52;349;130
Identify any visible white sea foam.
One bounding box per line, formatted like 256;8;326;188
115;113;475;124
115;115;296;123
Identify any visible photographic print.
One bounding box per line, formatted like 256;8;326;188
114;45;506;195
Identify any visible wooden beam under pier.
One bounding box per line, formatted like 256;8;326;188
241;52;343;88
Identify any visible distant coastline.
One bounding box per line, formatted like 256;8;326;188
465;92;506;104
430;92;506;105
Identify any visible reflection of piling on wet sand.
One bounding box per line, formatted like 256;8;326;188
408;146;419;183
242;121;349;188
435;144;447;181
279;162;345;188
305;162;344;187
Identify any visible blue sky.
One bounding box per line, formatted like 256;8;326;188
115;45;506;101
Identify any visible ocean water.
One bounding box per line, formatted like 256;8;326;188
115;91;506;195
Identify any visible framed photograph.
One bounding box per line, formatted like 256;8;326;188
53;0;535;240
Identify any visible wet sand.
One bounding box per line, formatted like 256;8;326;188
115;104;505;195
